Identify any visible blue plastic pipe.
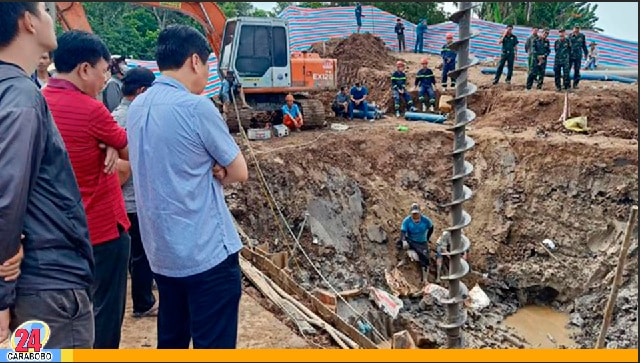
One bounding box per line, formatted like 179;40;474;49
351;109;378;119
480;67;637;84
404;112;447;124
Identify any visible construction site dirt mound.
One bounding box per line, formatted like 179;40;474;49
311;34;400;110
469;87;639;139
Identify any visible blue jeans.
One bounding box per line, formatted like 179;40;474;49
414;33;424;53
154;252;242;349
586;57;596;70
442;61;456;87
418;85;436;105
348;100;368;119
393;89;413;110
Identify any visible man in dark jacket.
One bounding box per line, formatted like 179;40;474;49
391;60;416;117
569;26;589;89
355;3;364;34
440;32;457;90
394;18;406;52
415;58;436;112
0;2;94;348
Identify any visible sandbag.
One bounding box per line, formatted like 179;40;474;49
439;94;453;113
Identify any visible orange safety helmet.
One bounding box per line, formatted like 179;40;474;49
420;57;429;65
446;32;454;39
396;60;405;67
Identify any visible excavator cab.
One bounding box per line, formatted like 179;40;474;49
219;17;291;89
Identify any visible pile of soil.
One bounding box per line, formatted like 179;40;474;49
310;33;401;111
469;87;640;140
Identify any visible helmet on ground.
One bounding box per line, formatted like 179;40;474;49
446;33;454;39
420;58;429;65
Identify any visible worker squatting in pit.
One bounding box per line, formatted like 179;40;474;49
395;203;469;284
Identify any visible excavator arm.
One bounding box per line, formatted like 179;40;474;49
55;2;225;55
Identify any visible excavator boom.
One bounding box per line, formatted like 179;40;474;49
55;2;224;55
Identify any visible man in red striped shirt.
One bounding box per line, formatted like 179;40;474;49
42;30;131;349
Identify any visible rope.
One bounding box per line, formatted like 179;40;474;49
228;92;388;344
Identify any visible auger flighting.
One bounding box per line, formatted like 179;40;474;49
439;1;478;349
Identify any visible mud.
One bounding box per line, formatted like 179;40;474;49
229;56;639;348
503;306;577;348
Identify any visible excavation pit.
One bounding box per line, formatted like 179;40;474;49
229;83;639;349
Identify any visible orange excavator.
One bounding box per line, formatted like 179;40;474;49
54;2;337;128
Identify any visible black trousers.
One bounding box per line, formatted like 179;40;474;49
494;52;515;82
128;213;156;314
570;57;582;85
397;34;406;52
92;227;130;349
155;252;242;349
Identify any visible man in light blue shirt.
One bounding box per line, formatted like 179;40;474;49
397;203;434;282
126;25;248;349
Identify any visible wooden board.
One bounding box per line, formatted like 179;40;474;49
241;247;379;349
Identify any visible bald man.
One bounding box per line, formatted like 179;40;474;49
281;94;303;131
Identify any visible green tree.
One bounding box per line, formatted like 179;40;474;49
281;2;447;24
470;2;602;32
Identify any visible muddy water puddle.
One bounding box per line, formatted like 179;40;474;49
503;305;578;348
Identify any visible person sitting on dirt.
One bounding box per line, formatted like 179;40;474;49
440;33;457;90
282;94;303;132
332;86;350;118
348;81;372;121
397;203;434;282
391;60;416;117
414;58;436;112
221;69;251;110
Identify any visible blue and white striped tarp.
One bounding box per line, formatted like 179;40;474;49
279;5;639;70
125;53;221;98
124;5;638;98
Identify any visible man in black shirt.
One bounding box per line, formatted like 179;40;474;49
394;18;406;53
493;24;519;85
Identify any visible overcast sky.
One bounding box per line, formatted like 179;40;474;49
251;2;639;41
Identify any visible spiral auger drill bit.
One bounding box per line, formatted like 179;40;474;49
439;1;479;349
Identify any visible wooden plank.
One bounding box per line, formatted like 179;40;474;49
241;247;379;349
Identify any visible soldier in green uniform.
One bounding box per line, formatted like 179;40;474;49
526;29;550;90
554;29;572;92
569;26;589;88
524;27;539;72
536;29;551;88
492;24;519;85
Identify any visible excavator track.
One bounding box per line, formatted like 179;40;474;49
295;98;327;129
225;96;327;133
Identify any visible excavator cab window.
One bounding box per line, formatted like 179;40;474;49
272;27;288;68
219;20;237;72
235;24;288;77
